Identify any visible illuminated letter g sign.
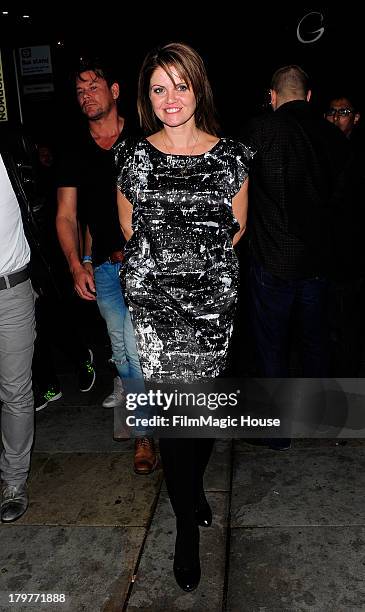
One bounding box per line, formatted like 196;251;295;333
297;11;325;44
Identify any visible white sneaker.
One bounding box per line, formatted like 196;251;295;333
102;376;125;408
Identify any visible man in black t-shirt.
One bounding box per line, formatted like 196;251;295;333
56;58;157;474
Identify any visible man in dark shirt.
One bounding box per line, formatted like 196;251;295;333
324;95;360;140
324;94;365;375
246;65;350;377
56;58;157;474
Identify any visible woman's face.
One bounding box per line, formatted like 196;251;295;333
149;64;196;128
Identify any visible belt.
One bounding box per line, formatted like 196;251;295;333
0;266;30;291
107;250;124;264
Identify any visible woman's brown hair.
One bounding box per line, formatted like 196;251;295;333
137;42;220;136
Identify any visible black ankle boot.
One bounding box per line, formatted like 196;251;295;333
173;521;201;592
195;490;212;527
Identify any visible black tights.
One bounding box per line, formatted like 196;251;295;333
159;438;214;522
159;437;214;565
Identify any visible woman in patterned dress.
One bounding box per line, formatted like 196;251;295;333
116;42;252;591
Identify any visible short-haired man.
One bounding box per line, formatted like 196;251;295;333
56;58;157;474
246;66;351;446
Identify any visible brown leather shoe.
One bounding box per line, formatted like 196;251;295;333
134;437;158;475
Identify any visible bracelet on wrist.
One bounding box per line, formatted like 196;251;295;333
82;256;92;264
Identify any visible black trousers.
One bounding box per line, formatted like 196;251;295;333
32;293;89;388
329;277;364;376
159;438;215;523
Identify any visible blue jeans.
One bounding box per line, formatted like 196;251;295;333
94;261;142;380
94;261;151;435
250;259;329;377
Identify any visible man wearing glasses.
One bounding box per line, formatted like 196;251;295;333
325;97;360;139
325;94;364;376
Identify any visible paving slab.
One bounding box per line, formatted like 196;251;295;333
34;403;134;454
0;525;144;612
227;526;365;612
292;438;365;448
16;453;162;526
231;447;365;527
204;439;232;491
234;438;365;453
28;453;51;482
126;492;228;611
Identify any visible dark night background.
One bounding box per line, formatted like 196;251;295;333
0;6;362;143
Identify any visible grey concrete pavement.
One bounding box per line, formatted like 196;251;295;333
1;321;365;610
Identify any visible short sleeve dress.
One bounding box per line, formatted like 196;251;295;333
115;137;253;381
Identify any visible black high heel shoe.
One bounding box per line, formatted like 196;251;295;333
173;563;201;592
173;521;201;592
195;491;212;527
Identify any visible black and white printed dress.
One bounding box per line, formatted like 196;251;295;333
115;137;252;381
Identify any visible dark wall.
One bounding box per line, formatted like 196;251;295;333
1;7;362;141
